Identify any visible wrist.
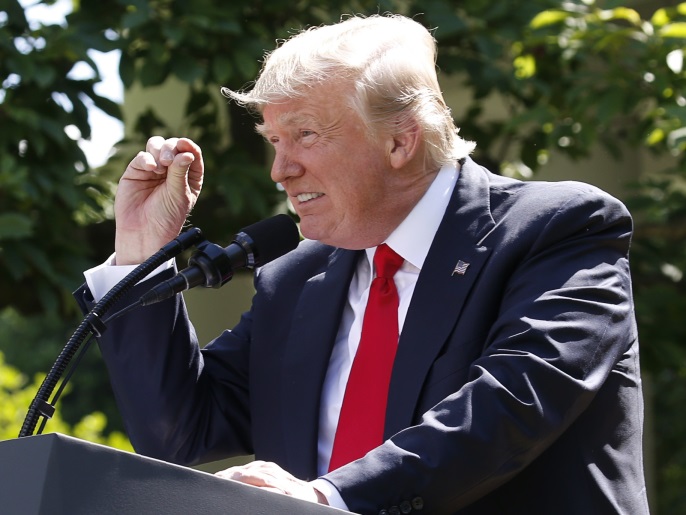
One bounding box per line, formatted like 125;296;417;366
114;234;161;265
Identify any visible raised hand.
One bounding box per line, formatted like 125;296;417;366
114;136;204;265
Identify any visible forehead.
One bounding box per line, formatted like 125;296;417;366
257;107;309;139
258;81;356;134
263;108;319;130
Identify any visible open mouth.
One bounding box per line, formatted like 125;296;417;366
297;192;324;203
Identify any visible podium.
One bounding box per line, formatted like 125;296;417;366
0;433;349;514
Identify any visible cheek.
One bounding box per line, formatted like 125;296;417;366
340;167;387;209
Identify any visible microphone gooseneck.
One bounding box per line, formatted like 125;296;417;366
18;228;206;438
139;214;299;306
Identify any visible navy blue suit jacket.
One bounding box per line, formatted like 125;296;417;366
77;159;649;514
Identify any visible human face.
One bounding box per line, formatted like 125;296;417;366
259;83;427;249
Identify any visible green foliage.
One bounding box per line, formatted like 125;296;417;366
652;364;686;510
0;0;126;451
0;0;120;316
510;1;686;170
0;306;124;433
0;350;132;450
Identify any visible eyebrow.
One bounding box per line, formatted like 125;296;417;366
256;112;318;137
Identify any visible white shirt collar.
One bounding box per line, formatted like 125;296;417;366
365;162;459;272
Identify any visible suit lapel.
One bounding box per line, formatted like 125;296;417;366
385;159;497;436
280;248;359;479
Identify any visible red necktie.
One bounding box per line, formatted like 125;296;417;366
328;244;404;471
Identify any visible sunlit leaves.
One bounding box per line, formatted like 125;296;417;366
646;127;665;146
660;22;686;39
530;9;570;29
597;7;641;26
514;54;536;78
0;350;132;451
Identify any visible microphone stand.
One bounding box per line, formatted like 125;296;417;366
18;228;205;438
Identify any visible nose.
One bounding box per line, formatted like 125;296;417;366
270;149;304;184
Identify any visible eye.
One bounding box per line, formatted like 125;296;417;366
299;130;318;146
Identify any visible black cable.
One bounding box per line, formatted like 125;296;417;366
19;227;205;438
34;299;143;435
36;332;97;435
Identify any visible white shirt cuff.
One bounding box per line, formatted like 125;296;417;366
83;253;174;303
310;478;348;511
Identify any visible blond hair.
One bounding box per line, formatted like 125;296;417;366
222;14;475;169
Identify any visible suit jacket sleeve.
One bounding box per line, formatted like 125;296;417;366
74;267;255;465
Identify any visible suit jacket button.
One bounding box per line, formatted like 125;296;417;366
389;507;401;515
378;510;389;515
412;497;424;510
400;500;412;514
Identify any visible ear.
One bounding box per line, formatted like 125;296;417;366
387;118;421;169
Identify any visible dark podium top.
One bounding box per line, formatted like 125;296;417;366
0;433;350;514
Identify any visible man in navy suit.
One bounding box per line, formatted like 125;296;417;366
79;14;649;514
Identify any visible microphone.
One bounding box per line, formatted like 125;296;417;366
139;214;299;306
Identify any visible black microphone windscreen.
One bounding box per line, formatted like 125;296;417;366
240;214;299;266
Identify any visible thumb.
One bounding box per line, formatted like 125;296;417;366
166;152;194;189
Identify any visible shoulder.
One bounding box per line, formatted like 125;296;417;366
484;173;632;231
454;164;634;257
458;159;632;235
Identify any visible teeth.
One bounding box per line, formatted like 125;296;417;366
297;192;324;202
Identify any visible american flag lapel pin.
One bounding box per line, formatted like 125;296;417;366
452;260;470;276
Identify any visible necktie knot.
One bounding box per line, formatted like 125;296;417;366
374;244;403;279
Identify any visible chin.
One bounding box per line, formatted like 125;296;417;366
299;223;327;244
300;221;364;249
302;228;343;248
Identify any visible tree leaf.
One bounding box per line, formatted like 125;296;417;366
139;60;169;87
651;8;670;28
0;213;33;240
514;54;536;79
212;55;233;84
171;58;206;84
600;8;641;26
660;22;686;38
530;10;570;30
119;53;135;88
